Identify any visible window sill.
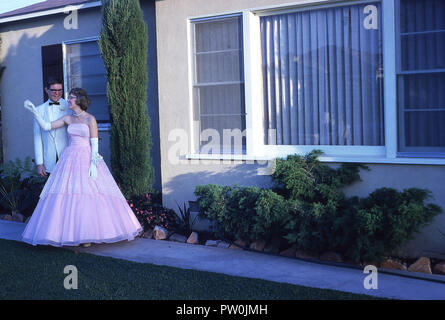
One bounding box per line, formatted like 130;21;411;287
98;123;111;132
185;154;445;165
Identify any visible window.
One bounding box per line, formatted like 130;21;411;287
187;1;445;163
64;38;109;124
191;15;246;154
260;3;384;147
397;0;445;156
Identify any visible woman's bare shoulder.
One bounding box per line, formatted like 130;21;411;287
86;113;97;125
63;114;73;124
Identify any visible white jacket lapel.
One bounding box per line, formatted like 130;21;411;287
43;101;51;122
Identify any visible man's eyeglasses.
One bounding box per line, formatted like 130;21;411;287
49;89;63;92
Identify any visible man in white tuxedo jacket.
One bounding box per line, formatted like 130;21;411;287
34;78;70;176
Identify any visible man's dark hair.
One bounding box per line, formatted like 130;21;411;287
45;77;63;88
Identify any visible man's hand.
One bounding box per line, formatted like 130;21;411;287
37;165;48;177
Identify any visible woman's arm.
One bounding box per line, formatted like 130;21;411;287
87;115;99;138
24;100;68;131
50;115;69;130
88;115;102;179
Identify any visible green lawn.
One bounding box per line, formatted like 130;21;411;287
0;239;379;300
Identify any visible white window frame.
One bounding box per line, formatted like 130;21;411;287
186;0;445;165
187;14;246;155
394;0;445;158
62;36;111;132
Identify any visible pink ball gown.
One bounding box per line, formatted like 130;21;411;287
22;123;143;246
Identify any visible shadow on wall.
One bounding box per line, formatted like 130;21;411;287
162;160;276;209
161;160;275;231
162;158;445;210
141;0;162;192
1;29;53;166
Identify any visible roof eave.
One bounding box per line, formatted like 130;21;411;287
0;1;102;25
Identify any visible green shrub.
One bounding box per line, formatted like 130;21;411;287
252;189;291;242
273;150;366;254
223;186;262;241
0;157;46;216
341;188;442;263
194;184;230;235
195;185;259;241
99;0;154;198
15;176;46;216
283;199;343;254
271;150;366;202
194;151;443;263
195;185;290;243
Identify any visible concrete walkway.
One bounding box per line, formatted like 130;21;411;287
1;219;445;300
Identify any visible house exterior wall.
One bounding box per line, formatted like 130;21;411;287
0;1;162;191
155;0;445;258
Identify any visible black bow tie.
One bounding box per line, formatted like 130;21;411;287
49;101;60;105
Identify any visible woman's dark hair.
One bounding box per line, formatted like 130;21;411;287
69;88;91;111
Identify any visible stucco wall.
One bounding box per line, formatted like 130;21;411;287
0;1;162;191
155;0;445;258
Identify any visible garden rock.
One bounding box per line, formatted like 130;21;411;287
320;252;343;263
169;233;187;243
433;261;445;275
1;214;12;221
380;259;407;271
143;229;154;239
154;226;169;240
279;245;297;258
408;257;432;274
250;240;266;252
205;240;220;247
263;243;280;254
186;232;199;244
12;213;24;223
217;241;230;249
229;239;246;250
295;250;319;260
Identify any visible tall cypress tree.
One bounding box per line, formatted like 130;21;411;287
99;0;153;197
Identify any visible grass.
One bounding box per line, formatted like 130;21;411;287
0;239;380;300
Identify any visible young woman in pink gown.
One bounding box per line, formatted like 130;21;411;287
22;88;142;247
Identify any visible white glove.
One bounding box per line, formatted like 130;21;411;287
24;99;51;131
89;138;103;179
